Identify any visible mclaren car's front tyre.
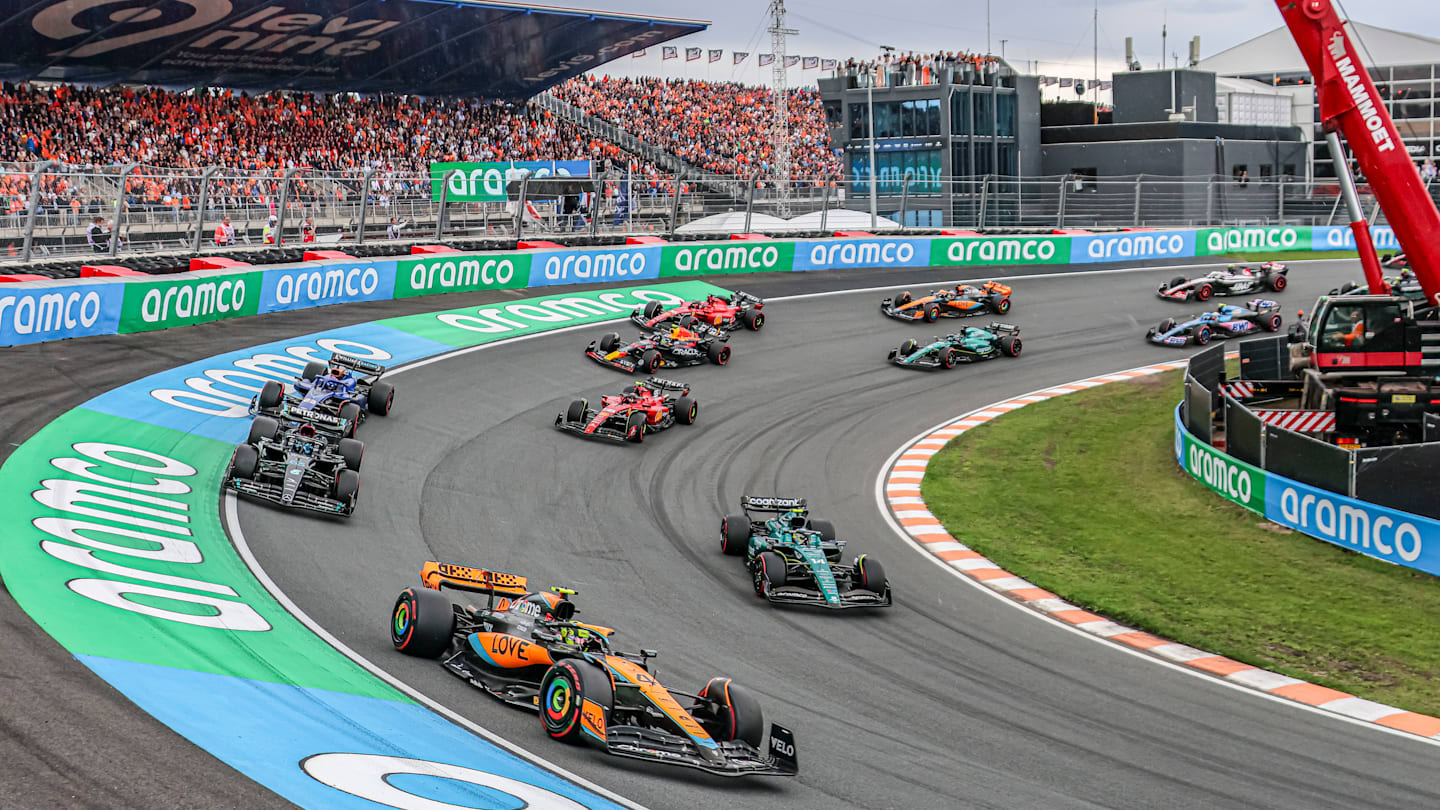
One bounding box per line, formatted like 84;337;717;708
754;551;787;596
540;661;613;746
694;678;765;749
894;291;913;307
258;380;285;409
230;444;259;480
390;586;455;658
721;515;750;556
854;555;888;595
924;304;941;323
369;381;395;416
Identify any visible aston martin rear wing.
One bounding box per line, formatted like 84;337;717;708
740;496;807;514
420;561;529;599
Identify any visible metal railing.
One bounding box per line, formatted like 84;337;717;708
4;162;1427;264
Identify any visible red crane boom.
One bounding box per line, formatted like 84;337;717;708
1276;0;1440;303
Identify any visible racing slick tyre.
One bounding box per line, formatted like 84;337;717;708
721;515;750;556
1194;326;1212;346
675;395;698;425
1263;313;1283;332
1269;274;1288;292
230;444;259;480
625;411;646;443
924;304;941;323
754;551;787;596
247;416;280;445
598;332;621;353
339;402;362;437
540;661;613;746
369;381;394;416
641;349;664;374
941;349;960;369
642;301;664;320
741;308;764;330
258;380;285;409
854;555;888;595
895;291;913;307
693;678;765;748
898;339;918;358
390;586;455;658
707;343;731;366
302;360;326;381
566;399;588;424
1195;283;1214;302
338;438;365;471
999;336;1022;357
1167;276;1187;290
335;468;360;506
989;295;1012;314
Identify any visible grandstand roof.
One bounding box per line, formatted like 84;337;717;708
3;0;707;99
1199;21;1440;77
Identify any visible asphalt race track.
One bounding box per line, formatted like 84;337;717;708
4;258;1438;809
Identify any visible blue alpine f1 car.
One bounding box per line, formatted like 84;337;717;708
251;352;396;437
1146;299;1283;347
720;496;891;610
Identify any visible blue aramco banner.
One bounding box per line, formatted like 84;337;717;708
1071;230;1196;264
1264;476;1439;576
259;261;398;313
528;246;661;287
0;281;124;345
792;237;932;271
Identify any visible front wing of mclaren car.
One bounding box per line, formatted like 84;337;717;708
879;300;925;321
763;583;892;609
585;342;641;372
603;723;799;777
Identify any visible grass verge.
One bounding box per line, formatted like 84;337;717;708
1224;250;1361;262
922;369;1440;716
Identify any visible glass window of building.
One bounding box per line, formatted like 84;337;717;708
926;99;942;136
951;90;970;135
901;100;915;137
996;93;1016;137
876;102;899;138
824;101;843;128
849;103;868;139
952;143;971;176
974;92;994;136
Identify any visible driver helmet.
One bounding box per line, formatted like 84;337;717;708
786;508;808;529
328;363;347;379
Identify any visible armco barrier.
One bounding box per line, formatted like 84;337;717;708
0;225;1342;348
1175;406;1440;579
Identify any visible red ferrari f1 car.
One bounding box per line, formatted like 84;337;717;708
631;291;764;332
555;377;698;442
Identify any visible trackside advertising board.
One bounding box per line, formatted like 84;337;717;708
792;237;931;271
1195;226;1311;256
259;260;398;313
429;160;592;202
929;235;1070;266
0;281;123;345
658;241;796;276
119;271;263;333
395;252;531;297
1072;230;1196;264
1174;407;1440;578
529;245;662;287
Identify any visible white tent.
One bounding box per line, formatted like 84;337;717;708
674;212;792;234
785;209;901;231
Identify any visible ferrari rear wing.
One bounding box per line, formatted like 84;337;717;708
420;561;529;598
330;352;387;375
740;496;806;512
642;376;690;393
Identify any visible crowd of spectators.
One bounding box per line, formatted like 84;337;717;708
551;76;841;182
837;51;1005;88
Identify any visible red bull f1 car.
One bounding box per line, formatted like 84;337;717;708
721;496;891;610
225;417;363;516
555;377;698;443
585;323;731;373
631;292;764;332
250;352;395;438
880;281;1012;322
1157;263;1288;302
1146;300;1283;346
390;561;798;777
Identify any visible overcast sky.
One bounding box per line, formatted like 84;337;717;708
581;0;1440;100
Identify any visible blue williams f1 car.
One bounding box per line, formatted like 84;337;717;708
251;353;396;437
887;323;1022;369
721;496;891;610
1146;299;1283;347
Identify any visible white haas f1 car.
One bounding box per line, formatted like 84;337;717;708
1157;263;1288;302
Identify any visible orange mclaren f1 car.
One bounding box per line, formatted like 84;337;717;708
880;281;1012;322
390;561;798;777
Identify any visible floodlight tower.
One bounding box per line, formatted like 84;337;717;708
769;0;798;217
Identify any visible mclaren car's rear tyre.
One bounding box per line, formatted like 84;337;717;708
1263;314;1283;332
540;661;613;746
990;296;1012;314
339;402;362;437
924;304;941;323
566;399;587;424
675;395;698;425
643;301;664;320
369;381;394;416
338;438;365;471
741;308;764;330
598;332;621;353
248;416;280;445
625;411;646;443
641;349;664;374
855;555;888;594
895;291;913;307
694;678;765;749
336;468;360;505
1168;276;1187;290
258;380;285;409
230;444;259;480
941;349;960;369
754;551;787;596
898;339;918;358
707;343;731;366
1000;336;1022;357
721;515;750;556
1195;283;1214;302
302;360;326;381
1269;274;1288;292
1194;326;1212;346
390;586;455;658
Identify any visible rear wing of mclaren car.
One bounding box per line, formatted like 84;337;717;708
420;561;529;598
